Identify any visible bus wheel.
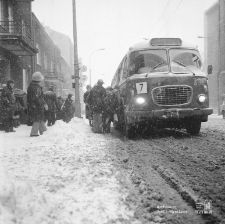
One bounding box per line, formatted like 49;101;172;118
124;123;135;138
222;111;225;119
186;120;201;135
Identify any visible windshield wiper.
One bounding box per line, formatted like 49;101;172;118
173;60;195;75
153;61;166;69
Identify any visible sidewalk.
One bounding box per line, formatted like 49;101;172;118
0;118;137;224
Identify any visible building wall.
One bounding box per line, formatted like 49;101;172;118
219;0;225;109
205;3;220;113
32;13;71;96
44;26;73;96
0;0;33;90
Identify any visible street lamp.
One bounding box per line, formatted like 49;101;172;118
197;36;216;40
89;48;105;86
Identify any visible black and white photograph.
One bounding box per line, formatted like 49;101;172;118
0;0;224;223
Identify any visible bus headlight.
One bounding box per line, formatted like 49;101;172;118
198;94;206;103
136;97;145;104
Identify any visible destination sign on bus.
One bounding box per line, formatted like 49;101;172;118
150;38;182;46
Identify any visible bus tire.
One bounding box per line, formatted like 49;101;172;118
186;120;201;135
222;111;225;119
124;123;135;138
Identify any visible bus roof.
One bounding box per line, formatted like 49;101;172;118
129;38;198;51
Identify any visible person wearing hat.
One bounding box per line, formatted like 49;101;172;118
62;93;74;123
87;79;106;113
86;79;106;132
101;86;118;133
27;72;48;137
44;86;59;126
0;80;16;132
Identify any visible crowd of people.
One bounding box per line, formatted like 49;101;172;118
0;72;75;136
83;79;118;133
0;73;118;136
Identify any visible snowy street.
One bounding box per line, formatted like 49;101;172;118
0;116;225;224
0;119;136;224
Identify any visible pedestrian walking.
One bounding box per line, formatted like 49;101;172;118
44;86;59;126
27;72;48;137
87;79;106;133
101;86;118;133
0;80;16;132
62;94;74;123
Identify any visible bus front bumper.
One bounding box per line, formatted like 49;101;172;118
125;108;213;124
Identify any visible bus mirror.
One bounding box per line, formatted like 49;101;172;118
207;65;213;75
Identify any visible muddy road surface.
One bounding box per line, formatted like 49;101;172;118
110;115;225;224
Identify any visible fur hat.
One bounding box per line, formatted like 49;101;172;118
32;72;44;82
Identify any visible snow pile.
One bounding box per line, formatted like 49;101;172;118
0;118;135;224
0;166;73;224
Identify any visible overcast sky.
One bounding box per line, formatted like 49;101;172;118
32;0;217;87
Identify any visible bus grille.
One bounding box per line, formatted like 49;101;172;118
152;85;192;106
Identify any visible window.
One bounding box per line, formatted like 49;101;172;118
50;60;54;72
36;43;41;65
23;69;28;92
44;53;48;70
129;49;168;76
169;49;202;74
8;5;13;33
0;0;3;23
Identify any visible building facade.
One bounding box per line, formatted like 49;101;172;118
32;13;71;96
44;26;74;97
0;0;71;97
0;0;37;91
204;0;225;114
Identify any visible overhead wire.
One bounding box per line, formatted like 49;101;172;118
156;0;185;36
148;0;171;37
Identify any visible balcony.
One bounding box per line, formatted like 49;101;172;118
0;21;37;56
45;71;65;83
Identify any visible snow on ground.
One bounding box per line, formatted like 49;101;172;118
0;118;136;224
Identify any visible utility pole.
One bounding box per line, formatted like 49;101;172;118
72;0;81;117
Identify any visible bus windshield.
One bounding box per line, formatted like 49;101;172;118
129;49;169;76
169;49;202;74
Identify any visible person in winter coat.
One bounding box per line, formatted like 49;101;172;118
83;85;92;119
13;93;25;128
101;86;119;133
62;93;74;123
0;80;16;132
44;86;59;126
27;72;48;137
56;96;64;120
87;79;106;114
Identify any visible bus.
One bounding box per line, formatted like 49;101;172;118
111;38;213;138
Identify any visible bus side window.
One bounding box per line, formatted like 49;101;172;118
119;56;127;84
123;57;128;79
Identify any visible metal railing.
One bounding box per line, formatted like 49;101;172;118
0;21;34;47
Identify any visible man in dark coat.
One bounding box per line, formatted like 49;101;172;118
0;80;16;132
62;93;74;123
87;79;106;114
44;86;59;126
27;72;48;137
83;85;92;119
102;86;119;133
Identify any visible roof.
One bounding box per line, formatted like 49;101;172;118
129;39;197;51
